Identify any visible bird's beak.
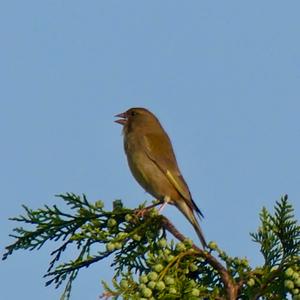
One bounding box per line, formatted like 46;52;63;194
114;112;127;125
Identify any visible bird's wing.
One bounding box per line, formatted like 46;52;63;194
143;133;192;202
144;133;204;219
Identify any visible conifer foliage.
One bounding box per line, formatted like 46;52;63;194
3;194;300;300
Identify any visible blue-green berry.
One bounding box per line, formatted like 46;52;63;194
189;263;198;272
149;209;158;217
156;281;165;291
133;234;141;241
247;278;255;287
107;218;117;227
148;272;158;281
208;241;217;250
147;281;156;289
176;242;186;252
184;238;193;248
114;242;122;249
158;238;167;248
166;255;175;262
116;232;128;240
293;288;299;295
191;288;200;296
125;214;132;222
141;287;152;297
106;242;115;251
164;276;175;285
120;279;128;289
153;264;164;272
285;268;294;277
140;275;148;284
285;280;294;290
241;258;249;266
295;277;300;288
95;200;104;208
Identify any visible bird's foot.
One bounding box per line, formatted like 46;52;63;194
135;207;150;218
134;202;160;218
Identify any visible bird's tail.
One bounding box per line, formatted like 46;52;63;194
176;200;207;249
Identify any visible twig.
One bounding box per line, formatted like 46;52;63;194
161;216;239;300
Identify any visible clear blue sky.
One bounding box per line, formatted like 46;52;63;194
1;1;299;299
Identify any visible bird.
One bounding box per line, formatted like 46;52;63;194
115;107;207;248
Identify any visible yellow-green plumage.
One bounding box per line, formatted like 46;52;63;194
115;107;207;248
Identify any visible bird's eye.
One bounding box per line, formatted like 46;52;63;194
130;111;137;116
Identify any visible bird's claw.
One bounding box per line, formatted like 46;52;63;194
134;202;161;218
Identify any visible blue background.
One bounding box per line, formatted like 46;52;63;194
1;1;299;299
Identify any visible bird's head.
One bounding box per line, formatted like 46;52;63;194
114;107;161;134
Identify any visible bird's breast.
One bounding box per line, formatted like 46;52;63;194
123;133;178;203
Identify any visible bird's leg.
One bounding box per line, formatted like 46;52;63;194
135;196;170;218
135;201;161;218
158;196;171;213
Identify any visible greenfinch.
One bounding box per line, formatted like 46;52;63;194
115;107;207;248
